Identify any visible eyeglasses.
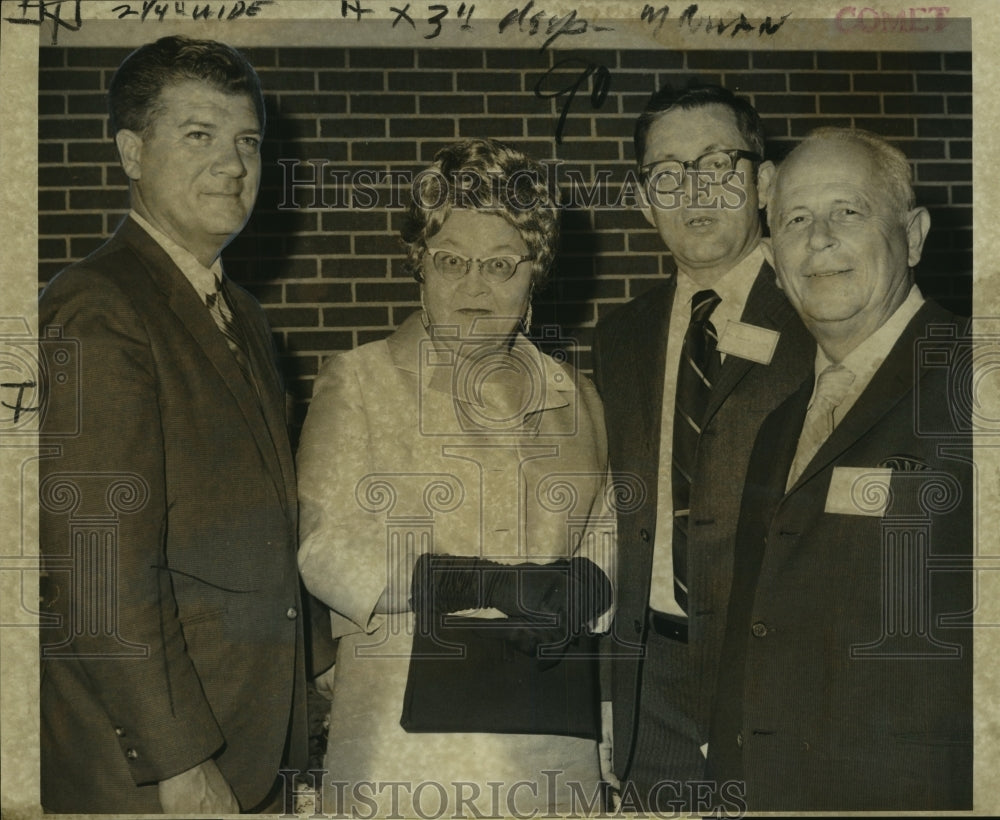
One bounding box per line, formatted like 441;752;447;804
639;148;763;193
424;249;531;284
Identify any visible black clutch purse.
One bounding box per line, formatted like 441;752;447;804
400;614;601;739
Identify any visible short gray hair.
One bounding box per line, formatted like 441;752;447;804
400;138;560;291
775;127;916;217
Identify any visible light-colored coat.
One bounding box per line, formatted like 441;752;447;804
297;311;615;815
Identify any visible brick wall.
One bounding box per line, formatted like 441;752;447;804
37;46;973;436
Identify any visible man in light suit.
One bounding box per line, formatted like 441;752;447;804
38;36;335;814
591;84;813;811
708;127;973;810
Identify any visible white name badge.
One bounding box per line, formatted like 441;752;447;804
824;466;893;517
716;320;780;365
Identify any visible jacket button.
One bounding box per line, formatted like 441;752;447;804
125;748;139;761
640;529;650;542
286;607;298;620
633;619;642;634
751;621;768;638
736;731;743;748
114;726;126;737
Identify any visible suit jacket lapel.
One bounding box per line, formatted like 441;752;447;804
703;262;805;426
787;301;951;492
746;374;812;541
117;219;289;509
227;284;297;516
632;279;676;457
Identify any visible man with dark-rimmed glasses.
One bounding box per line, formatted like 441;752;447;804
591;83;814;811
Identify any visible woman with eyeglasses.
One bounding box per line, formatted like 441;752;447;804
296;138;616;816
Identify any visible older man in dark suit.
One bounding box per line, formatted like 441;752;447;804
38;36;334;814
591;84;813;811
708;127;973;810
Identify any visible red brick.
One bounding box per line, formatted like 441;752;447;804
266;307;322;328
817;52;878;71
619;50;684;70
285;331;354;353
355;282;420;302
751;52;814;70
40;214;104;235
69;189;129;210
39;167;104;188
488;95;552;115
388;72;453;92
790;73;851;93
280;49;347;68
726;73;787;93
281;94;348;115
350;94;416;115
457;73;522;92
38;119;104;140
687;51;750;70
261;70;317;92
420;95;485;114
319;71;384;93
390;119;457;138
40;238;67;260
38;70;102;91
322;258;390;279
350;50;416;69
288;235;352;256
286;283;353;303
419;50;484;70
881;53;942;71
38;190;66;211
322;307;391;326
459;117;525;138
917;119;972;139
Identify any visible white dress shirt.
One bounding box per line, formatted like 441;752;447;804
129;210;223;300
648;244;766;615
806;284;925;432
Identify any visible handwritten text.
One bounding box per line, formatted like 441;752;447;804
640;3;791;37
4;0;82;44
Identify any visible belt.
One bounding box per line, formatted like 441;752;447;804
647;608;689;643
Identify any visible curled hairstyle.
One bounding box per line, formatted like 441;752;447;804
109;35;265;136
401;138;560;291
634;82;766;166
776;127;916;216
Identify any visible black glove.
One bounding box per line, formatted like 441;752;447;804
410;554;612;655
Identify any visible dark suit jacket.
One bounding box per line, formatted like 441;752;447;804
38;218;320;813
591;262;814;780
709;299;973;810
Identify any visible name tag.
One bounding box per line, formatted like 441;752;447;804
825;466;893;517
716;320;780;365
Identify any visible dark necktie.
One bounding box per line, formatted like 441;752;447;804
205;276;257;392
671;289;722;612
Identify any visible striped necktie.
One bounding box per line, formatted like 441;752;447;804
671;288;722;612
205;276;257;392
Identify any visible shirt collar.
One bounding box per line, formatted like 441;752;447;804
129;210;222;299
815;284;925;381
388;311;572;413
674;243;765;309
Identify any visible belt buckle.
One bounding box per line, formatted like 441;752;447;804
648;608;689;643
